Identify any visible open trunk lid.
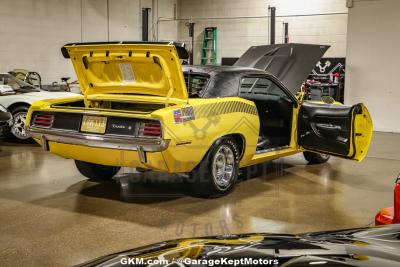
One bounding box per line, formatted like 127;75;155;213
234;43;329;94
62;42;189;101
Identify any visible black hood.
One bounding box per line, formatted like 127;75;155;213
234;43;329;94
77;225;400;267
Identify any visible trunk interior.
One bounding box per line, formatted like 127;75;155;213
52;99;168;114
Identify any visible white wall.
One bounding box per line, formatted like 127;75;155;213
0;0;81;84
0;0;346;83
0;0;176;84
156;0;179;41
176;0;348;64
346;0;400;133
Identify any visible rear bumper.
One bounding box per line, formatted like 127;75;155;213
26;126;170;152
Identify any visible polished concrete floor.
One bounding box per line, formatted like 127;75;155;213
0;131;399;266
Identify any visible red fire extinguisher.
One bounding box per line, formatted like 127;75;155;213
394;175;400;223
375;174;400;225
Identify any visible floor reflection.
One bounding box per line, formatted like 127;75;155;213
75;160;293;203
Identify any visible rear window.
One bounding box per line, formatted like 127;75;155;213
184;73;209;97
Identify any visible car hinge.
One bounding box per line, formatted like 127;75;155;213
165;83;176;107
83;93;91;108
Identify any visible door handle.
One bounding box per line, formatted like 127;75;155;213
316;124;341;130
315;123;341;136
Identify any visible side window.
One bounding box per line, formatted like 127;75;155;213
239;76;289;99
184;73;209;97
239;77;258;93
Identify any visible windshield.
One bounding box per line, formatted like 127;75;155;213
184;72;209;97
0;74;39;93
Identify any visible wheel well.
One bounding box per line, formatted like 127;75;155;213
190;133;246;172
223;134;246;160
7;102;31;113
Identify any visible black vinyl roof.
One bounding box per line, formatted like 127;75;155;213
182;65;277;98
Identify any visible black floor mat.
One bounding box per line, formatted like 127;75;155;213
256;134;290;151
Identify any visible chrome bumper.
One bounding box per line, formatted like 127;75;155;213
26;127;170;152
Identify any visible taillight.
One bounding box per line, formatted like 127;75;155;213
32;114;54;128
138;121;162;138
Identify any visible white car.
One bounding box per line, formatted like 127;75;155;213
0;73;79;142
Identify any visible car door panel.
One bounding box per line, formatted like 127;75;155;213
298;101;372;160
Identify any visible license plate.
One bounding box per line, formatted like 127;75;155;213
81;115;107;134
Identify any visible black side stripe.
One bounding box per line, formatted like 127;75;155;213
193;101;257;118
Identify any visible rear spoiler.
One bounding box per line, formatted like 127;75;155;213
61;41;189;60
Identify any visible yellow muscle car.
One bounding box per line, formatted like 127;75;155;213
25;42;373;197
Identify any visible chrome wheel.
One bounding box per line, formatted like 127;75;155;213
212;145;235;189
190;138;239;197
11;112;29;139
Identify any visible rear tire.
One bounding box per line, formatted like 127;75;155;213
8;105;33;143
303;151;330;164
75;160;121;181
189;138;240;198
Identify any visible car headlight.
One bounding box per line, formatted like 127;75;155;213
0;104;8;113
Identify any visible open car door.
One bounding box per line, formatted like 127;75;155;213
298;102;373;161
